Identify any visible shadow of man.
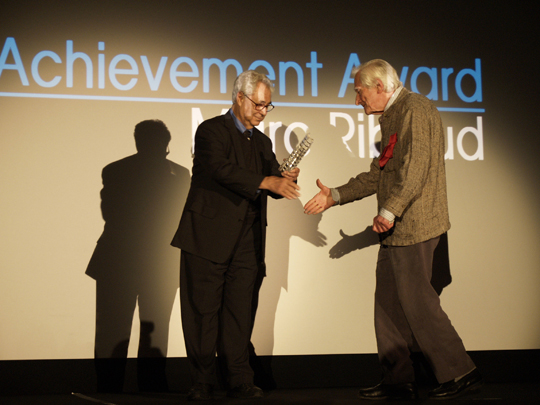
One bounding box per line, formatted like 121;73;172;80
85;120;190;392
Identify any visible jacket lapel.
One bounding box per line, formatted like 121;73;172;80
223;111;247;169
250;128;264;175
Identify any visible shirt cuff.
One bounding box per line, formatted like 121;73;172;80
378;207;395;223
330;188;340;205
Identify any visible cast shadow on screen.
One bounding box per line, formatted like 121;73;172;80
85;119;190;393
249;128;327;389
329;226;380;258
328;227;452;295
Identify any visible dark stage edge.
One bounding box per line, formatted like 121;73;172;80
2;384;540;404
1;350;539;401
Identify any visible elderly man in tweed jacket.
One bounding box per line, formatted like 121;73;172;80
304;59;481;400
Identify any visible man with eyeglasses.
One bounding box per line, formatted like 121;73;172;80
172;70;300;400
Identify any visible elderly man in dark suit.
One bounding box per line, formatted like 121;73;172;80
304;59;481;400
171;71;300;400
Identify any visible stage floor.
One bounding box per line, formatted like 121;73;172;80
2;383;539;404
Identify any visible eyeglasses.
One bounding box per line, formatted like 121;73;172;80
242;93;274;112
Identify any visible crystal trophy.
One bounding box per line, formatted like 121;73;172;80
279;133;314;172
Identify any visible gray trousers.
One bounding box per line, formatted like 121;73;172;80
375;236;475;384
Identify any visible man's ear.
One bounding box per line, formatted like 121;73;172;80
376;79;385;94
236;91;244;105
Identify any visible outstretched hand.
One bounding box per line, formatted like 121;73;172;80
304;179;336;215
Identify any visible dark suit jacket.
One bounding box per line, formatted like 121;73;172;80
171;111;282;264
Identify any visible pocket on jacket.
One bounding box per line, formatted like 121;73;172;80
188;200;217;219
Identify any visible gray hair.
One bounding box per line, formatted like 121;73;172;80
352;59;402;93
232;70;273;103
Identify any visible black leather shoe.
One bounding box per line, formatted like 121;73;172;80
358;382;418;400
227;383;264;399
428;368;482;400
187;383;213;401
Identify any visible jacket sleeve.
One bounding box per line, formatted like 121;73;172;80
335;157;380;205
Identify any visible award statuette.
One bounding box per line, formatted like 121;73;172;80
279;133;314;172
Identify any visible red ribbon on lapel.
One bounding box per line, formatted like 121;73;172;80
379;133;397;168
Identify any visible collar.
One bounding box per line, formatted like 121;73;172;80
379;86;404;124
384;85;403;112
229;108;252;137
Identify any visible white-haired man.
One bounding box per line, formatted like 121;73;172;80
304;59;481;400
172;71;300;400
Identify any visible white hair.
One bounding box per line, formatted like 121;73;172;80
352;59;402;93
232;70;273;103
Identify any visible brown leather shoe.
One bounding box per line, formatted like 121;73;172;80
428;368;482;400
358;381;418;400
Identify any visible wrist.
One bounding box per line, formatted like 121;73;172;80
330;188;341;205
378;207;395;223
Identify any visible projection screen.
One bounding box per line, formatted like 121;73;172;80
1;1;539;362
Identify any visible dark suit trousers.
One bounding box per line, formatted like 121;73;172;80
375;236;475;384
180;214;262;388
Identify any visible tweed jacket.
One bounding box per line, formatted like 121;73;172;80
336;88;450;246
